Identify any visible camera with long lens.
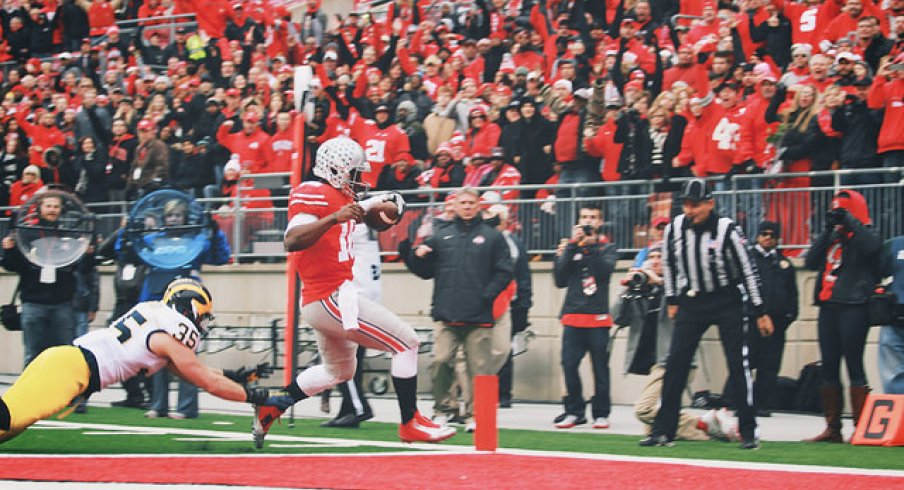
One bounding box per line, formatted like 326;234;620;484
625;270;650;290
826;207;847;227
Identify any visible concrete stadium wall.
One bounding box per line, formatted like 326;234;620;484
0;260;882;410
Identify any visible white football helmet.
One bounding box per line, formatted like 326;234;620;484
314;136;370;197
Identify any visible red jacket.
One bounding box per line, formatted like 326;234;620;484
8;179;43;211
216;123;271;173
17;112;67;166
584;118;623;182
738;93;779;166
554;112;580;163
868;77;904;154
464;123;501;158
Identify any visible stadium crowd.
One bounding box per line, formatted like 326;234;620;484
0;0;897;248
0;0;903;445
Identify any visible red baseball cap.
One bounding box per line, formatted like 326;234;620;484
225;88;240;97
137;119;156;131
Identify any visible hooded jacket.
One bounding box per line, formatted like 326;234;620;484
805;190;883;305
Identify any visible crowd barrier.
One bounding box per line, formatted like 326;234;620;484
0;167;900;262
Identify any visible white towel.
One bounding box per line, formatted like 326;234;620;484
336;280;360;331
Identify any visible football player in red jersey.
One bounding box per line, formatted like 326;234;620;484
252;136;456;448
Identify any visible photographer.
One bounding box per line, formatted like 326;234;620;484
621;244;729;442
552;205;617;430
803;189;882;443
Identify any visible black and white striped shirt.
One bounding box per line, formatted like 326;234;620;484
663;214;765;314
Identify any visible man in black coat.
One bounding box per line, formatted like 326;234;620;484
407;188;514;428
728;221;798;416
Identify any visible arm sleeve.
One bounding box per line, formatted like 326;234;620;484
726;223;765;315
663;223;678;304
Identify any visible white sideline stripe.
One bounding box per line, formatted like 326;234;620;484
16;420;465;453
6;421;903;479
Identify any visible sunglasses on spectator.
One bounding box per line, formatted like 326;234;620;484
759;231;776;237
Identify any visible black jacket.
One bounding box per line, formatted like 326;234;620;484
515;115;555;185
75;152;110;203
749;12;792;69
553;240;617;317
614;112;685;180
752;246;798;327
2;238;91;304
805;212;882;305
831;99;881;168
407;215;514;325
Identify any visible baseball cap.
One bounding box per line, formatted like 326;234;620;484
515;66;529;76
323;51;338;61
679;178;712;202
243;112;260;123
224;159;242;174
757;220;781;238
374;104;390;113
835;51;859;63
651;216;670;228
573;87;593;100
225;88;240;97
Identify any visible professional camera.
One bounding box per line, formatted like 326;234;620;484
625;270;650;289
581;224;596;236
826;207;848;227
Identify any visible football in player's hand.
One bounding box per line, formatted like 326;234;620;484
364;200;400;232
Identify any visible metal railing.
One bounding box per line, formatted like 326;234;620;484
0;168;900;262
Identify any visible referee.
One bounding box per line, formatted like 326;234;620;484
640;179;774;450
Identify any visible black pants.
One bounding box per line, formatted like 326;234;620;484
817;304;871;387
560;326;611;418
653;290;757;441
723;316;789;411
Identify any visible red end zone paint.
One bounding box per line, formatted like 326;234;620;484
0;455;899;490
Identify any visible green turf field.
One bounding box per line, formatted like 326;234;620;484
3;407;902;471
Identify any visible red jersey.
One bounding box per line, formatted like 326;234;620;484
265;127;295;173
351;120;410;190
697;103;747;175
288;181;356;305
216;125;271;173
779;1;824;47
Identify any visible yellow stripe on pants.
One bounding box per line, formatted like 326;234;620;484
0;346;90;442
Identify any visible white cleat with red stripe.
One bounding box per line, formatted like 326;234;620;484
399;411;457;443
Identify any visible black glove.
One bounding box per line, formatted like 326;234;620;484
244;387;271;405
224;362;272;385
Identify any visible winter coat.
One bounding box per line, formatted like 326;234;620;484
406;215;514;325
805;213;883;306
74;151;110;203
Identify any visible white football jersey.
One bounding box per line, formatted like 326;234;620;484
74;301;203;390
